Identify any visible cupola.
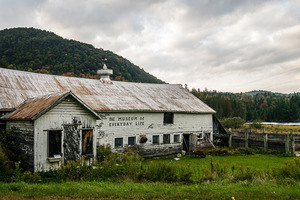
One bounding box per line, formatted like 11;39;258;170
97;64;113;84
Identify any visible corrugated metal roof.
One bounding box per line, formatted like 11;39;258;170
0;68;216;114
3;91;101;120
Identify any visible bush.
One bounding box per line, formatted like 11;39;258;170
121;149;143;180
204;147;255;156
56;158;94;181
21;171;42;183
220;117;245;129
250;120;262;129
272;158;300;181
0;144;7;167
142;162;178;182
97;144;112;162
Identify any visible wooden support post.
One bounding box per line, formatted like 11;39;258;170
228;129;232;148
290;129;295;154
245;128;249;148
285;134;290;153
264;132;268;151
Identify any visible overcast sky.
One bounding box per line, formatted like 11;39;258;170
1;0;299;93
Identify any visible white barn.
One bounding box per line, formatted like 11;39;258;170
0;67;215;172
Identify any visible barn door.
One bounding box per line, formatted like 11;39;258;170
63;124;81;162
82;129;93;156
183;134;190;152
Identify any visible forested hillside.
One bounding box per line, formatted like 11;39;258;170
0;27;164;83
191;89;300;122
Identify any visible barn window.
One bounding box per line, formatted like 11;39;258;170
163;134;170;144
153;135;159;144
82;129;93;155
48;130;62;157
174;134;180;143
115;138;123;148
128;137;136;146
163;112;174;124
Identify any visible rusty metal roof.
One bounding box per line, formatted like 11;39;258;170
3;91;101;120
0;68;216;114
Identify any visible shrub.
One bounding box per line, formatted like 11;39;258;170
272;158;300;181
121;149;143;180
204;147;255;156
97;144;112;162
56;158;94;181
0;144;7;167
220;117;245;129
21;171;42;183
250;120;262;130
231;167;259;182
142;162;178;182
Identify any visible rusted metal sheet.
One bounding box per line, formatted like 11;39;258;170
0;68;216;113
3;91;101;120
3;92;69;120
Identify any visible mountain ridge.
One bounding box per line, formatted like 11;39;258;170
0;27;164;84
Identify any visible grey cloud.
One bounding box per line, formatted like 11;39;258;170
0;0;300;93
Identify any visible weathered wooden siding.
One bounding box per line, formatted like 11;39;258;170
96;113;213;156
6;120;34;170
34;96;97;172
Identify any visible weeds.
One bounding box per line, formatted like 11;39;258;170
0;146;299;185
204;147;294;157
272;158;300;181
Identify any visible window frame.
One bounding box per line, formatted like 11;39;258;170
115;137;123;148
48;130;62;158
128;136;136;146
163;112;174;124
174;134;180;143
163;134;170;144
152;135;159;145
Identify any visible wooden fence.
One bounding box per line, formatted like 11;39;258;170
214;129;300;153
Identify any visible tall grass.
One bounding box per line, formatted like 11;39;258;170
1;181;300;199
1;148;299;185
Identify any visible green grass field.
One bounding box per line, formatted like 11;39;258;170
1;181;300;199
145;154;293;171
0;154;299;199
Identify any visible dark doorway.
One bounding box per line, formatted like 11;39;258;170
82;129;93;155
183;134;190;152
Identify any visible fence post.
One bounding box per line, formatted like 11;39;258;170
285;134;290;153
263;128;268;151
228;128;232;148
245;128;249;148
290;129;295;154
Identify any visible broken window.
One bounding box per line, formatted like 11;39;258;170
115;138;123;148
128;136;136;146
82;129;93;155
163;112;174;124
163;134;170;144
174;134;180;143
48;130;62;157
153;135;159;144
